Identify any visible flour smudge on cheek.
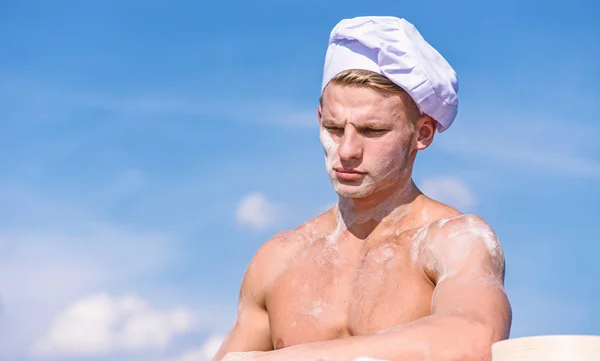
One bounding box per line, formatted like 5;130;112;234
320;127;339;172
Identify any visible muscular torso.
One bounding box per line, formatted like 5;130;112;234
262;203;455;349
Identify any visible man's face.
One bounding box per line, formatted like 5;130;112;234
318;84;418;199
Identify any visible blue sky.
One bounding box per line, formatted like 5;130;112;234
1;0;599;360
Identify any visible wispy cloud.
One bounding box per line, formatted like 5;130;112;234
439;139;600;178
419;176;477;211
437;117;600;178
1;77;316;129
508;289;592;338
502;232;599;338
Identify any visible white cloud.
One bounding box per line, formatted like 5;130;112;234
1;181;237;360
235;192;284;231
0;183;183;360
0;231;175;360
168;334;225;361
420;176;477;211
31;292;195;357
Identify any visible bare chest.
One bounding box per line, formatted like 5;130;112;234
264;238;434;349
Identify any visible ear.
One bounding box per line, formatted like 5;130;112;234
415;115;436;150
317;103;323;126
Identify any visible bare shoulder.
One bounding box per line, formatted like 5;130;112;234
414;211;505;284
242;229;298;297
217;215;332;358
243;210;334;296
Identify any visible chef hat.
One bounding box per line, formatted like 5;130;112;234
321;16;459;132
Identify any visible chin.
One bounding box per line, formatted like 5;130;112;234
331;181;376;199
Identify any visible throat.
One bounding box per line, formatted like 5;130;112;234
337;179;418;236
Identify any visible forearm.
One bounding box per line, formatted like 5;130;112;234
282;313;497;361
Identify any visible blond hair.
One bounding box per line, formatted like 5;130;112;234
321;69;422;124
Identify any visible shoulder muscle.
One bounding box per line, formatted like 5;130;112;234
417;214;505;284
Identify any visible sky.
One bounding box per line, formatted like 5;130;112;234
1;0;599;360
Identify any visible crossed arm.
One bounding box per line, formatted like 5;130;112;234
214;215;512;361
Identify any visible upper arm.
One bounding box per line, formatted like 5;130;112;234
212;242;279;360
420;215;512;340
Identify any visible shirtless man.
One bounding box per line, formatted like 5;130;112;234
214;16;512;361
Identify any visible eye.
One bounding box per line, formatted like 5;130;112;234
325;125;344;133
362;128;388;135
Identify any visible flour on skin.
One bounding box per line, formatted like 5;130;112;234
319;116;418;229
298;277;329;317
319;124;413;203
368;243;396;269
463;214;503;262
338;191;413;226
307;299;327;317
410;224;430;263
411;214;505;285
325;206;346;243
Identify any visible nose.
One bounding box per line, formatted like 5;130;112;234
337;128;363;162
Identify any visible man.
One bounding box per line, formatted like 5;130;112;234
214;16;512;361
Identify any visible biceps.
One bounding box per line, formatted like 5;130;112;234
431;276;512;337
213;305;273;361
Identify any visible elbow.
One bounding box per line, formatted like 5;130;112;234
462;332;493;361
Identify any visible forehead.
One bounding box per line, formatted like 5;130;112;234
321;84;406;123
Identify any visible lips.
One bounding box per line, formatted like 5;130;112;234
334;167;364;174
333;167;366;181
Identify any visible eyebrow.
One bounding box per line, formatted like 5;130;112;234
359;121;389;128
321;117;343;126
322;118;389;127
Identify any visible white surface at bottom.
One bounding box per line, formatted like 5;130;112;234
492;335;600;361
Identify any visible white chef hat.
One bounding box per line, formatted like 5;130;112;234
321;16;459;132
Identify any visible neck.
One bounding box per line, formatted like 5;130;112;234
335;178;419;239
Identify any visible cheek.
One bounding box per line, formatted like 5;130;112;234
365;138;411;171
320;130;339;156
369;139;407;160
